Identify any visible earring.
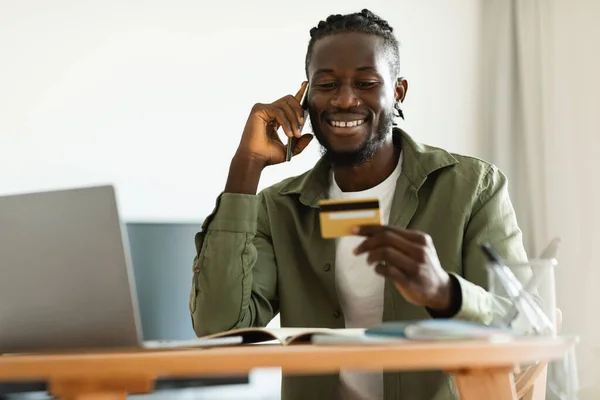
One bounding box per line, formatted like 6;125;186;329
394;102;404;120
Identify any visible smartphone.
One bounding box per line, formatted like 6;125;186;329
286;85;310;162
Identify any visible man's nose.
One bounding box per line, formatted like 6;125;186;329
330;84;360;108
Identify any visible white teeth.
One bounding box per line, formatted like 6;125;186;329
330;119;365;128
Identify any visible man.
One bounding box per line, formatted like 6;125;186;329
189;9;528;400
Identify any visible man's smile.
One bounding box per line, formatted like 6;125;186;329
324;113;369;135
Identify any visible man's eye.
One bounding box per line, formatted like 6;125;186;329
315;82;337;89
356;81;378;88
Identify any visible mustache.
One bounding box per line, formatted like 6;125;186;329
320;108;370;119
309;107;371;120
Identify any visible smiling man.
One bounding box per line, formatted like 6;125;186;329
189;9;528;400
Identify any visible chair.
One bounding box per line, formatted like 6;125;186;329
514;308;562;399
513;237;562;400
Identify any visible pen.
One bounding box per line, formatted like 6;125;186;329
480;243;554;334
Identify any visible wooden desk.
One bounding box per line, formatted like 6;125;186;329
0;336;576;400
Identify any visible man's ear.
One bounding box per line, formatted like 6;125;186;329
395;77;408;103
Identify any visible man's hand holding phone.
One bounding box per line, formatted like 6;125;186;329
238;82;312;167
224;82;313;195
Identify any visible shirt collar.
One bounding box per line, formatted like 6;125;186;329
278;128;459;208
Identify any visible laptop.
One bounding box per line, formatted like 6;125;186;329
0;185;241;353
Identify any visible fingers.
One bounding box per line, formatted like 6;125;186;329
281;100;303;138
353;225;431;244
257;106;295;138
353;227;430;262
266;122;284;146
254;82;308;139
255;100;304;139
363;245;419;273
374;263;408;284
277;82;308;138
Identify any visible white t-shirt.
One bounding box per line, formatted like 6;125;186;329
328;151;404;400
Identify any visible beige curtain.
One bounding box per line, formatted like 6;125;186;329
479;0;600;397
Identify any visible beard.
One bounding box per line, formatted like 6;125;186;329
310;109;395;167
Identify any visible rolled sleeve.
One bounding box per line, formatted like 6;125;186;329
207;193;260;233
454;165;528;325
191;190;278;337
450;273;494;324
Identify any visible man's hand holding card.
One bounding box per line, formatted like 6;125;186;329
319;198;457;316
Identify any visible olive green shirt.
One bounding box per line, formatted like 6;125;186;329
189;128;528;400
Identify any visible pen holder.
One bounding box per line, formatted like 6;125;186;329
486;258;558;336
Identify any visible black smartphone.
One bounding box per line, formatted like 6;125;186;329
286;85;309;162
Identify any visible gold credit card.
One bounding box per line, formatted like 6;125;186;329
318;198;382;238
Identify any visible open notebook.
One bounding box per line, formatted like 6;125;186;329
196;327;368;346
182;319;515;348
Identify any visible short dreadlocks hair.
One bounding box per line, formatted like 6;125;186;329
304;9;401;80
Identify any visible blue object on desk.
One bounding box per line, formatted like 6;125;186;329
365;321;418;338
366;319;515;340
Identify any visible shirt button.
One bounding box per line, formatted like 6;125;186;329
324;263;331;272
333;310;341;318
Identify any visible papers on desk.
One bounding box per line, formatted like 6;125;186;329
168;320;517;349
310;320;517;345
143;336;244;349
311;333;407;345
365;319;517;342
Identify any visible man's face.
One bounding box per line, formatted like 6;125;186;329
306;32;405;167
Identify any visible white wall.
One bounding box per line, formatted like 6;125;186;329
547;1;600;395
0;0;482;222
0;2;482;399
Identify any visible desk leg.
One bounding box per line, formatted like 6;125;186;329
49;377;153;400
451;367;517;400
522;367;548;400
59;392;127;400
